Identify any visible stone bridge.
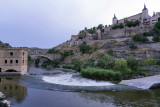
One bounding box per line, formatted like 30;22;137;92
30;54;61;61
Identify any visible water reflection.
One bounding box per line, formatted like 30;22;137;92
78;90;160;107
0;77;27;103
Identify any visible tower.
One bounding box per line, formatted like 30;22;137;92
142;4;148;23
112;14;118;25
152;11;156;17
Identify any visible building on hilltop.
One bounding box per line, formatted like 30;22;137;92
112;4;160;25
0;48;28;75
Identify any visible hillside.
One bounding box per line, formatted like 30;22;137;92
54;20;160;63
0;41;11;48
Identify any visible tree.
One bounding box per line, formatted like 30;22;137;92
127;57;139;71
155;21;160;30
132;34;149;42
97;54;116;69
71;57;85;71
97;24;104;30
152;36;160;42
80;45;92;54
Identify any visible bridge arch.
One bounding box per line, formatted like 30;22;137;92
5;69;18;72
37;55;52;61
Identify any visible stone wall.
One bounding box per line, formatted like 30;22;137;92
102;25;152;39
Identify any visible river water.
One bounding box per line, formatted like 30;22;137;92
0;67;160;107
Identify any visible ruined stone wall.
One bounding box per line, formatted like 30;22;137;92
102;25;152;39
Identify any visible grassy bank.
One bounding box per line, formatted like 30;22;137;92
81;68;122;81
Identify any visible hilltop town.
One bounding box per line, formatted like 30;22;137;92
54;4;160;62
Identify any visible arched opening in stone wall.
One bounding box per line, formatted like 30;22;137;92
0;68;1;72
5;69;18;72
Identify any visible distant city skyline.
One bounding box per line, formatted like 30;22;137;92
0;0;159;48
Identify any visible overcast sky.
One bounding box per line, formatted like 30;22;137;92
0;0;160;48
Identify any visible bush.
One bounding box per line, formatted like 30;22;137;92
80;45;92;54
144;58;156;66
156;60;160;65
152;36;160;42
107;48;114;56
48;48;59;54
155;21;160;30
35;58;40;67
112;23;124;30
132;34;149;42
85;58;95;67
127;57;139;71
62;65;74;69
125;20;140;27
114;59;132;74
97;54;116;69
42;59;60;68
71;57;85;71
129;43;137;50
81;68;122;81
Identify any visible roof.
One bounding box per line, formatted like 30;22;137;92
142;4;148;11
113;14;117;19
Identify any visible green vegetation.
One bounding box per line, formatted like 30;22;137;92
129;43;137;50
85;58;95;67
97;54;116;69
155;21;160;30
71;57;85;71
47;48;60;54
62;65;74;69
132;34;149;42
107;48;114;56
127;57;139;71
114;59;132;75
112;23;124;30
81;68;122;81
152;35;160;42
42;59;60;68
28;55;32;65
156;60;160;65
125;20;140;27
79;45;98;54
35;58;40;67
80;45;92;54
144;58;156;66
29;73;37;76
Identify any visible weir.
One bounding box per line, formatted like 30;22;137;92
120;74;160;89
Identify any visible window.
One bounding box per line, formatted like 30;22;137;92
23;52;25;56
10;60;13;64
10;52;13;56
16;60;18;64
5;60;7;64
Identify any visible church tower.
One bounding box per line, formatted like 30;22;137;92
112;14;118;25
142;4;148;23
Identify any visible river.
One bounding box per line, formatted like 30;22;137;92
0;67;160;107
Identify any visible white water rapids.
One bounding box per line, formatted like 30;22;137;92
42;72;114;87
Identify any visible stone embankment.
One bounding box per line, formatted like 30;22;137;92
0;92;11;107
120;75;160;89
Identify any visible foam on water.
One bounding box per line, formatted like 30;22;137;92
42;73;114;86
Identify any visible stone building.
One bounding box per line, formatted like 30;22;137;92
112;4;160;25
0;48;28;75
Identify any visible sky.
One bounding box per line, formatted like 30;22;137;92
0;0;160;48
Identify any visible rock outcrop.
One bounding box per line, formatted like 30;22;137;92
0;92;11;107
